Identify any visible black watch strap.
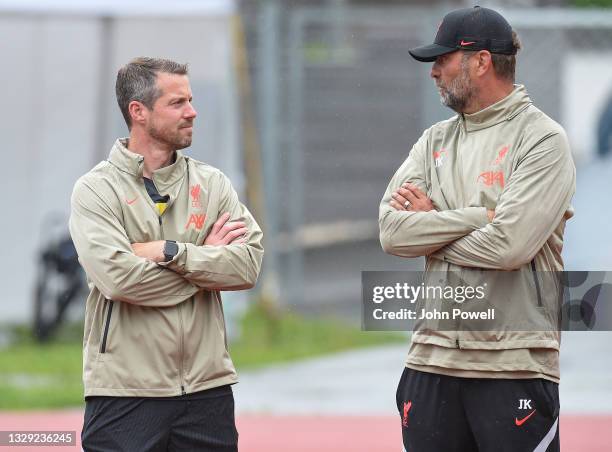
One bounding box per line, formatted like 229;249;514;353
163;240;178;262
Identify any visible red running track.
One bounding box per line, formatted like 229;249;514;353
0;411;610;451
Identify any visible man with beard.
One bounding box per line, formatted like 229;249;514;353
70;57;264;451
379;7;575;452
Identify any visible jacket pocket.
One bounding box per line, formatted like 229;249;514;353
99;300;114;354
530;260;543;307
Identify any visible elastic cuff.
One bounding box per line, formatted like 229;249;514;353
158;242;186;270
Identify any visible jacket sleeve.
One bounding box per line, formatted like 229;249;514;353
379;130;489;258
160;173;264;291
69;178;199;307
430;133;576;270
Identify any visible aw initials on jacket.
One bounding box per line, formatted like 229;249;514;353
432;137;514;198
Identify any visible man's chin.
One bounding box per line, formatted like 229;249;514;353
164;135;192;151
439;95;453;110
175;139;192;150
439;95;464;113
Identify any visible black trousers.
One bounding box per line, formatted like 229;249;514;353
396;368;560;452
82;385;238;452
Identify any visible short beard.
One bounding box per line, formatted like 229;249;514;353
437;55;477;113
147;121;192;151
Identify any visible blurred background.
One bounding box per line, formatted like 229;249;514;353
1;0;611;451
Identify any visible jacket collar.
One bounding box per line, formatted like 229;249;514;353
108;138;188;190
460;84;532;132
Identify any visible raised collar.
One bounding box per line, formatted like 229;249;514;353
107;138;188;190
460;84;532;132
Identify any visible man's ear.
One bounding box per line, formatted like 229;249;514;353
475;50;493;77
128;100;148;126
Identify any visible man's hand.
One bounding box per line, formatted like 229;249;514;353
131;240;165;263
390;183;435;212
487;209;495;222
204;212;248;246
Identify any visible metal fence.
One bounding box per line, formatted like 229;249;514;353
248;3;612;315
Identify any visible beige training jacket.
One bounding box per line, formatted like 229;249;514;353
379;85;575;379
70;139;264;397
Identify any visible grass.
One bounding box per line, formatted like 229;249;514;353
0;342;83;410
230;302;405;368
0;303;404;410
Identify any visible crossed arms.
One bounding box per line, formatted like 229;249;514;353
69;173;264;308
379;131;575;270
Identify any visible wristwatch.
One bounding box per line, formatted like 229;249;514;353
163;240;178;262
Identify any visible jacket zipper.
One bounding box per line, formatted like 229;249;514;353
455;265;463;349
158;207;186;396
530;260;543;308
100;299;114;353
177;302;186;395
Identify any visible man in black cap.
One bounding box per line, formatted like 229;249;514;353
379;6;575;452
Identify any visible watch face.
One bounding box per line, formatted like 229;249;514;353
164;241;178;261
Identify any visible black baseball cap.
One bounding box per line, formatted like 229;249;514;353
409;6;516;63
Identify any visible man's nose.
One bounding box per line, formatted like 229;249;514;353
430;61;440;79
185;102;197;119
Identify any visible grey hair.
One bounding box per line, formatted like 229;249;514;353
462;30;522;82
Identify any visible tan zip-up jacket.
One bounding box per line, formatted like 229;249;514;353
379;85;575;381
70;139;264;397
